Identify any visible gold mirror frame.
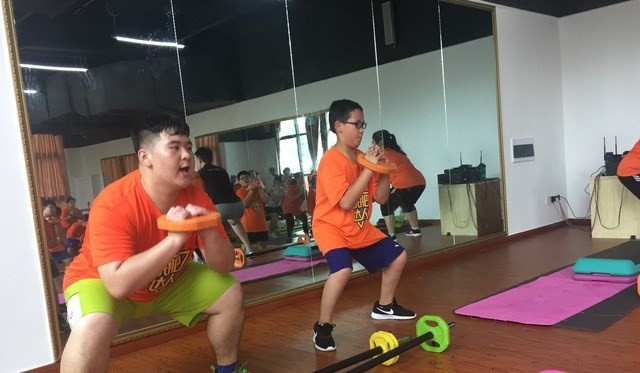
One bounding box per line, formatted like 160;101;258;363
2;0;508;360
1;0;63;357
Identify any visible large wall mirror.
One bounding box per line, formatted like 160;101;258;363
8;0;504;358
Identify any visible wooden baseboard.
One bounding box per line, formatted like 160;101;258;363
28;221;574;372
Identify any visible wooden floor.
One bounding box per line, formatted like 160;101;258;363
105;225;640;372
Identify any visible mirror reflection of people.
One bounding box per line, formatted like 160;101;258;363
43;200;71;332
311;99;416;352
265;175;285;238
372;129;426;239
282;172;310;240
618;139;640;199
235;170;270;252
65;213;88;258
60;114;244;373
194;147;254;255
60;197;82;231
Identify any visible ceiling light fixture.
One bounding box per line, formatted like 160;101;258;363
23;89;37;94
115;36;185;49
20;63;88;72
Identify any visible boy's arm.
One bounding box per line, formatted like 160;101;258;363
199;226;235;273
373;173;391;204
338;168;375;210
258;188;269;203
96;205;196;299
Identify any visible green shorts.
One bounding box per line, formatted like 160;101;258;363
64;262;237;328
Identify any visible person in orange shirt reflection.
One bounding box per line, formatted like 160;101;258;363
60;196;82;231
66;214;88;258
372;130;426;240
235;170;270;253
618;139;640;199
281;172;310;240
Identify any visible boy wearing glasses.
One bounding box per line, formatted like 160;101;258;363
311;99;416;351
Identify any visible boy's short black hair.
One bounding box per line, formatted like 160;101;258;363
194;147;213;163
237;170;250;179
131;113;190;152
42;199;56;209
328;99;363;133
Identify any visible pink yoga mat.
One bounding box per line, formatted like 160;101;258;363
232;257;327;283
455;267;635;325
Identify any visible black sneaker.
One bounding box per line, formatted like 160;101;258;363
313;322;336;351
389;234;398;241
405;228;421;237
371;299;417;320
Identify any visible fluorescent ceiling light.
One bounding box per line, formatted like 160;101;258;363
23;89;37;94
20;63;87;72
115;36;185;49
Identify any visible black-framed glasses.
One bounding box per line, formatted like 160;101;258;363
343;120;367;130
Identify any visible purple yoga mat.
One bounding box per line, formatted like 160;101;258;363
232;257;327;283
455;267;635;325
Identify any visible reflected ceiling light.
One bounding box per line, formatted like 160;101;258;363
20;63;87;72
115;36;185;49
23;89;37;94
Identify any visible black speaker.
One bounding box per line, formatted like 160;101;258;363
381;1;396;46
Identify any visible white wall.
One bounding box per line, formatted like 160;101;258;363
560;0;640;216
0;1;56;370
492;5;568;234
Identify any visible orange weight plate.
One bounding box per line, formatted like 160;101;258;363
357;153;398;174
157;212;220;232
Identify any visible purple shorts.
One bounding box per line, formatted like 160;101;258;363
324;237;404;274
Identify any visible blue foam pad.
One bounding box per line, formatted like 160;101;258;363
284;244;320;258
572;257;640;277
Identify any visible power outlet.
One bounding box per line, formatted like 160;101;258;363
545;196;552;205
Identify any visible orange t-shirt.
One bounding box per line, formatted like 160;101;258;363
45;219;64;254
384;149;426;189
235;187;268;233
66;220;86;239
618;140;640;177
60;207;80;229
63;169;227;303
311;147;386;255
282;184;305;215
307;188;316;216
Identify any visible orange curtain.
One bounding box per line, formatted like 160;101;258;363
195;134;222;166
100;157;124;186
32;134;70;200
122;154;138;174
101;154;137;186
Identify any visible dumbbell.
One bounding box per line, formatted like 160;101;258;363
356;153;398;174
157;212;245;268
313;316;453;373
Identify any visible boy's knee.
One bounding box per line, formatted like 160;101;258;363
391;251;407;266
70;312;119;342
330;267;353;281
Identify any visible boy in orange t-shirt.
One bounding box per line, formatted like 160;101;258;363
618;139;640;199
60;113;244;373
235;170;270;253
65;213;88;257
311;99;416;352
